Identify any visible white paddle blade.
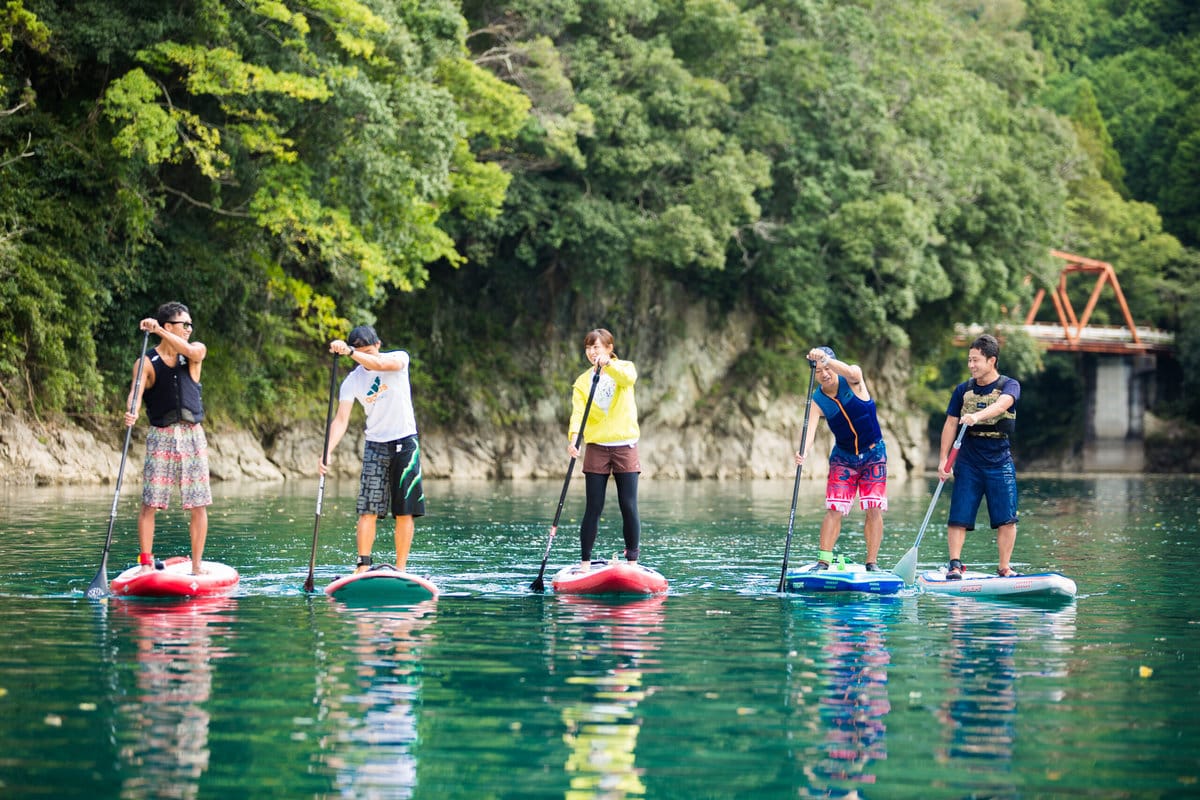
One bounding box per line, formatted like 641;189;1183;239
893;547;918;585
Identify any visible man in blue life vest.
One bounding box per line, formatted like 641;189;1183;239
795;346;888;570
123;302;212;575
938;333;1021;579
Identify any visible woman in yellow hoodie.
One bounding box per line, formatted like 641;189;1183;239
567;329;642;569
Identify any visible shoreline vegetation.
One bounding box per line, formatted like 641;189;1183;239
3;2;1198;475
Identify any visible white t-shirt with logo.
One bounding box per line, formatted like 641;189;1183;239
339;350;417;442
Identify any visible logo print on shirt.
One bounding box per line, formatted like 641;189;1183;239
363;376;388;405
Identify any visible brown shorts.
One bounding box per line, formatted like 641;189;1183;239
582;442;641;475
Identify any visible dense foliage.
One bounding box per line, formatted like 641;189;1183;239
2;0;1197;446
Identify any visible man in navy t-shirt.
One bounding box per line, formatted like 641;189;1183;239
937;334;1021;579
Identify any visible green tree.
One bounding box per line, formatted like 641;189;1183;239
1;0;527;429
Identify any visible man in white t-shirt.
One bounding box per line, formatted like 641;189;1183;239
319;325;425;574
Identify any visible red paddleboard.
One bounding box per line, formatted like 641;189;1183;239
111;556;239;598
325;565;439;603
551;561;668;596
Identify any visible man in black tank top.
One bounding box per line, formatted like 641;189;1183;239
123;302;213;575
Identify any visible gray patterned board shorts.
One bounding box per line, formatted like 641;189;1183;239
357;436;426;518
142;423;213;509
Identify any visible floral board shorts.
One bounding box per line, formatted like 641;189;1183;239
825;440;888;515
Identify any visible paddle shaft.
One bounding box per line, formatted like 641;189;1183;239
531;364;602;592
304;353;340;593
777;363;818;592
87;330;152;600
910;424;968;552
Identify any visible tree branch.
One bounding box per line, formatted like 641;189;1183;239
0;132;35;170
161;185;253;218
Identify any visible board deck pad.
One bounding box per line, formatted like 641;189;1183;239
325;565;439;603
917;568;1077;601
785;561;904;595
111;556;239;598
551;560;668;596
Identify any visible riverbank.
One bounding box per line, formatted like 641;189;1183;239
0;407;925;487
8;406;1194;487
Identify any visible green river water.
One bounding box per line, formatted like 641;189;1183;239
0;476;1197;798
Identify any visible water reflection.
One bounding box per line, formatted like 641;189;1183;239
111;597;236;800
788;597;899;798
933;600;1077;797
314;601;437;798
553;595;666;800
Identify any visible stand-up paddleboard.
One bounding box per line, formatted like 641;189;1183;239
551;560;668;596
325;564;439;603
111;556;239;598
917;568;1077;601
785;561;904;595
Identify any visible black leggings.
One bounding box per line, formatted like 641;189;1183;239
580;471;640;562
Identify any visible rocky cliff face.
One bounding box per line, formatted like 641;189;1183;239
0;298;928;486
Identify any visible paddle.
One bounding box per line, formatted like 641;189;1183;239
304;353;340;593
776;361;819;593
530;364;602;593
86;330;152;600
892;423;968;585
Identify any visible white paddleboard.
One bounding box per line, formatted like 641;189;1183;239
917;568;1077;601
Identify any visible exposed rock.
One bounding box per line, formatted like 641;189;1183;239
1;299;931;485
207;429;285;482
0;413;122;486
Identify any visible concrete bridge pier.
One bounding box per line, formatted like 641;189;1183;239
1082;354;1156;471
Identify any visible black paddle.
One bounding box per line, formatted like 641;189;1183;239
304;353;340;593
892;423;968;584
87;330;152;600
777;361;818;593
531;364;602;593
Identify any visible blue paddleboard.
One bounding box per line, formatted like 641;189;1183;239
785;561;904;595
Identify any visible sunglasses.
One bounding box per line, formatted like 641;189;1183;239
167;320;194;330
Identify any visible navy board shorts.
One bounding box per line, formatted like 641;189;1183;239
357;436;426;518
948;458;1018;530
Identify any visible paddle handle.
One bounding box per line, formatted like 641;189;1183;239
87;330;152;600
532;364;602;592
911;424;967;551
304;353;340;593
777;362;818;592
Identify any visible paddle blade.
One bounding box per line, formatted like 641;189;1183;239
893;546;918;585
530;574;545;593
85;571;108;600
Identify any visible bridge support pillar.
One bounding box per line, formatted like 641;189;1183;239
1082;355;1153;471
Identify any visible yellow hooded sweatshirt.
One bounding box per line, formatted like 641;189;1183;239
568;360;640;445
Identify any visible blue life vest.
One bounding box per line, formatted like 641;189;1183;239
812;376;882;455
